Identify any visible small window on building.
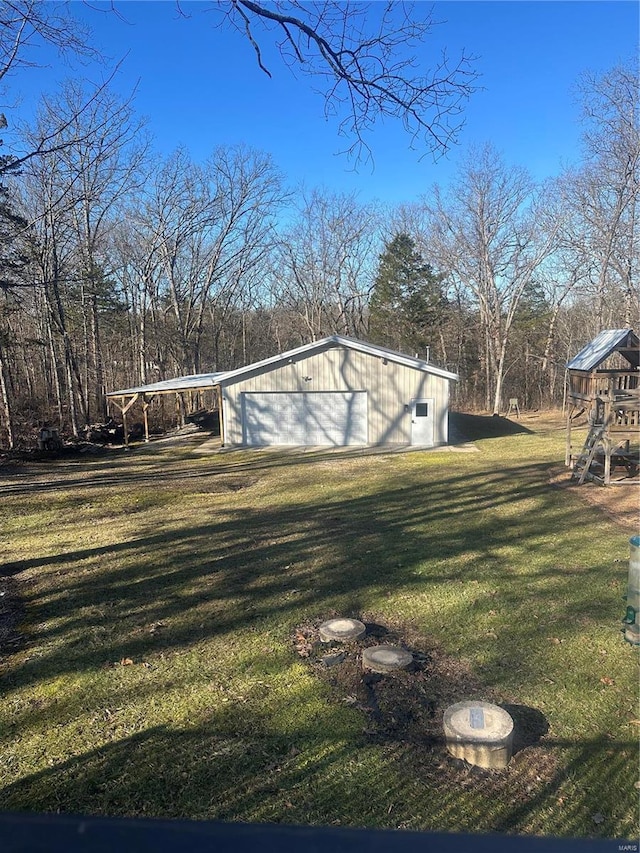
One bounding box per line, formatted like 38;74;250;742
415;402;429;418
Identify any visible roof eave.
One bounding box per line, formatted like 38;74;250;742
107;335;459;397
218;335;458;385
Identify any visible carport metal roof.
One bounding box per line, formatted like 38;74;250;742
107;372;227;397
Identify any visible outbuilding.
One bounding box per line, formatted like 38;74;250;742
107;335;458;448
565;328;639;484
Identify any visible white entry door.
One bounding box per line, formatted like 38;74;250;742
410;398;434;446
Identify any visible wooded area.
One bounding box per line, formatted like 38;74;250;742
0;3;637;448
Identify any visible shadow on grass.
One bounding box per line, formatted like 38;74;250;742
0;460;628;709
0;705;635;839
502;704;550;755
449;412;533;442
0;413;531;498
0;446;636;838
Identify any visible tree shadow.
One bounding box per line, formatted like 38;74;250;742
449;412;533;442
0;704;635;839
0;446;636;838
0;459;628;701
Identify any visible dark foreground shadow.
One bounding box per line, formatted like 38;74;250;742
0;810;617;853
0;716;635;840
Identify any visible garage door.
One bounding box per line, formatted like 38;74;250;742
242;391;368;446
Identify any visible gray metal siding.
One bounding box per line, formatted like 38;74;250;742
221;346;450;446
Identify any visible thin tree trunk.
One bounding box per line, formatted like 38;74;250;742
484;319;491;411
242;310;247;364
138;306;147;385
0;343;15;449
91;292;106;420
81;282;91;423
492;334;509;415
65;349;79;437
45;303;64;428
45;274;89;429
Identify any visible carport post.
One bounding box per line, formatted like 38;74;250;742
122;397;129;447
142;393;153;443
216;384;225;447
119;393;140;448
121;396;128;447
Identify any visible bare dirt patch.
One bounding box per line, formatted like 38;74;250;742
497;409;637;533
293;613;557;825
548;466;639;532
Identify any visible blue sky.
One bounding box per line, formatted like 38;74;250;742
8;1;639;205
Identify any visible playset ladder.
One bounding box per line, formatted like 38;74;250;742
572;423;606;485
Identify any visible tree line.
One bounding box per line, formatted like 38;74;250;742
0;5;637;447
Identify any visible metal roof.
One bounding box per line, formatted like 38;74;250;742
107;372;226;397
215;335;459;384
107;335;459;398
566;329;639;371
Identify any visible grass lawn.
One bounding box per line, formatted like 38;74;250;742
0;411;638;839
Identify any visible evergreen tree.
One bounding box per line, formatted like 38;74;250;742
0;156;32;448
0;157;31;292
369;232;447;355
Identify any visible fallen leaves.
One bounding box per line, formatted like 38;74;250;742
599;676;615;686
102;657;153;669
293;628;314;658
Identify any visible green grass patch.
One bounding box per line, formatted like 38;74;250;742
0;413;637;839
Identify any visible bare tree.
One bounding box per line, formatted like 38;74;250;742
5;2;479;168
205;1;478;163
127;145;285;377
40;81;148;421
0;170;37;447
23;152;90;436
0;1;104;441
0;1;120;176
561;62;639;329
109;216;164;388
424;144;560;414
274;188;381;340
0;1;94;84
16;82;145;433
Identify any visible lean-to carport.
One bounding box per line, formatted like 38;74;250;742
106;373;226;447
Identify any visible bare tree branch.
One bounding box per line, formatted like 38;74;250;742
0;2;131;178
8;60;132;175
0;0;97;84
215;1;479;164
